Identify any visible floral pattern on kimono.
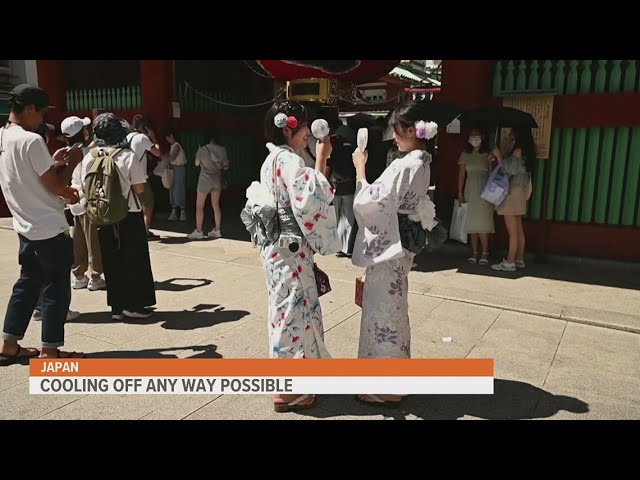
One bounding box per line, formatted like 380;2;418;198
351;149;432;359
352;149;431;268
258;143;340;359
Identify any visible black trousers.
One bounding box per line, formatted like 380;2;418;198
98;212;156;311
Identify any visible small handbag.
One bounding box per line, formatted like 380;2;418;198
314;263;331;297
355;274;365;307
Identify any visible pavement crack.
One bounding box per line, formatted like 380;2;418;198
542;320;568;389
182;395;225;419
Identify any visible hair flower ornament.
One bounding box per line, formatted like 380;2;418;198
415;120;439;140
286;116;298;129
274;112;299;129
274;113;288;128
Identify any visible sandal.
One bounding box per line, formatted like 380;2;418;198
40;351;87;359
355;394;404;409
467;256;478;264
0;345;40;366
478;253;489;266
273;394;317;413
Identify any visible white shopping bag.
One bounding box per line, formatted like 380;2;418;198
153;156;169;177
449;200;468;244
161;168;174;189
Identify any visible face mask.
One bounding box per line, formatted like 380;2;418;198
469;136;482;147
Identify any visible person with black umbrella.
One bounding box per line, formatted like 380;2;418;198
490;126;535;272
458;127;495;265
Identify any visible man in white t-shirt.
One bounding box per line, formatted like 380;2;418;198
0;84;85;364
126;114;162;240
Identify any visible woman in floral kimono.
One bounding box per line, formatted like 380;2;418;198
351;100;439;408
242;100;340;412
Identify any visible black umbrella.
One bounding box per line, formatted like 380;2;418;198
382;101;465;141
460;105;538;129
419;101;465;127
460;105;538;146
346;113;378;130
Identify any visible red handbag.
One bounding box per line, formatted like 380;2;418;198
314;263;331;297
355;275;365;307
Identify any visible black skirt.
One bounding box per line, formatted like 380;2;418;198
98;211;156;310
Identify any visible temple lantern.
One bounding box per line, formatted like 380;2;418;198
245;60;401;122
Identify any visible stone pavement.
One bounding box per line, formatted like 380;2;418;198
0;219;639;420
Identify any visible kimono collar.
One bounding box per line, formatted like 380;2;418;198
266;142;294;153
404;148;432;164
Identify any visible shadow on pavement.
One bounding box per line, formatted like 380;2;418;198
413;245;640;291
67;305;250;331
296;379;589;420
154;278;213;292
90;343;222;359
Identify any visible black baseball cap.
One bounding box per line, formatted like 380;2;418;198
9;84;50;110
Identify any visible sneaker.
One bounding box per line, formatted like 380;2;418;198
209;229;222;239
112;308;123;321
187;229;206;240
515;260;526;269
66;310;81;321
88;277;106;291
147;231;160;240
491;259;516;272
71;275;89;289
168;211;178;221
180;211;187;221
123;308;153;319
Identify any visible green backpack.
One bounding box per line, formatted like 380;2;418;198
84;147;134;226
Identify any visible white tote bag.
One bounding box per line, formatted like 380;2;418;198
449;200;469;244
161;168;174;189
153;156;169;177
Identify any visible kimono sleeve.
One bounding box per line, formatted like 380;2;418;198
279;152;341;255
353;157;422;232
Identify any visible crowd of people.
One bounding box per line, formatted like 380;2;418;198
0;84;233;364
0;83;536;415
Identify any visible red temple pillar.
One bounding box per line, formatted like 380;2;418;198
36;60;66;125
436;60;495;194
140;60;173;139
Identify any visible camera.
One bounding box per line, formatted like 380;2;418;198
278;235;301;253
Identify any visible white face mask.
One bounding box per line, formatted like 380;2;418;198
469;136;482;147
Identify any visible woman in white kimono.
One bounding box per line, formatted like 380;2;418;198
351;100;439;408
242;100;340;413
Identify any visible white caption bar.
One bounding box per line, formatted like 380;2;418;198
30;376;493;395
